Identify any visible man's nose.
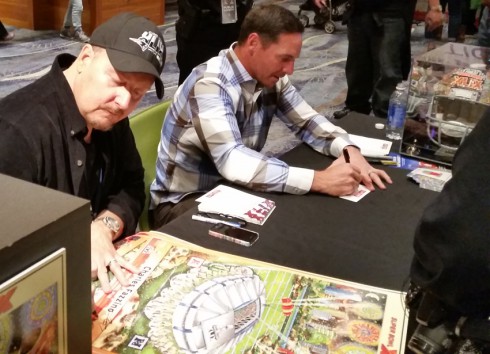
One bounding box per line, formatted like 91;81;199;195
283;61;295;75
115;87;132;110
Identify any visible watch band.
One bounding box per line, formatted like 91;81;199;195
95;216;121;235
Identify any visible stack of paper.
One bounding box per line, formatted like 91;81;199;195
349;134;392;157
407;168;452;192
196;185;276;225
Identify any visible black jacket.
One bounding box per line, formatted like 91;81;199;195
410;109;490;317
176;0;253;40
345;0;409;19
0;54;145;236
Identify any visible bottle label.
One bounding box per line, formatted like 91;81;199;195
388;105;406;129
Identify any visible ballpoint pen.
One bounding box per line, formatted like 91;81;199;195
198;212;247;226
192;214;243;228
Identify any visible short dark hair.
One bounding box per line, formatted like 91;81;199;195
237;4;304;46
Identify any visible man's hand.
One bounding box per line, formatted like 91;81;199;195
311;161;362;196
91;218;139;294
310;146;392;196
425;5;444;32
342;146;392;191
313;0;326;8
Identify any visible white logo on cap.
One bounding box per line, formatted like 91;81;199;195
129;31;164;67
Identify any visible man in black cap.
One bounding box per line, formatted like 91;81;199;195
0;12;166;293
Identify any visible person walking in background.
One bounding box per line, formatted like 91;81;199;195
425;0;467;42
175;0;253;84
478;0;490;46
324;0;442;120
60;0;90;42
0;20;14;41
319;0;417;119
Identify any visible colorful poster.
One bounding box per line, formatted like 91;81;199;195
0;248;67;353
92;233;408;354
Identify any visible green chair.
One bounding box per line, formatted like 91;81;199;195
129;100;171;231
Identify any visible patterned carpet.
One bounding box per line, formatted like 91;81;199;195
0;0;472;156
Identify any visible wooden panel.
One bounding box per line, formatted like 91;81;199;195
0;0;34;29
89;0;164;34
0;0;163;34
33;0;70;31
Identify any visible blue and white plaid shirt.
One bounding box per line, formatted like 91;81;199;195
150;44;353;207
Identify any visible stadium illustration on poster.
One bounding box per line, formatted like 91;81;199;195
92;232;408;354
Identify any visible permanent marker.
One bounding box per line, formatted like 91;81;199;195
343;148;350;163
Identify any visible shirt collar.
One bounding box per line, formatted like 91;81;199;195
226;42;264;95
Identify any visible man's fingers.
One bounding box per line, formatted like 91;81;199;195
106;257;140;288
97;267;112;294
117;258;140;274
366;169;392;190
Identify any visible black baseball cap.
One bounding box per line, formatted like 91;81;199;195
90;12;166;99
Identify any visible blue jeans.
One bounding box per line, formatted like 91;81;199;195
345;12;406;118
63;0;84;30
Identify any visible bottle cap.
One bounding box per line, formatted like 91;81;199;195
375;123;385;129
470;63;486;70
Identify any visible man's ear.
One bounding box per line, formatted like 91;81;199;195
247;33;262;53
78;44;96;68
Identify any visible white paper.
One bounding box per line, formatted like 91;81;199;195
340;184;371;202
196;185;275;225
348;134;392;157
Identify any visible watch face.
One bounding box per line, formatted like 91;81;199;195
103;216;120;232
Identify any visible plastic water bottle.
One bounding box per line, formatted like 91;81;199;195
386;82;408;140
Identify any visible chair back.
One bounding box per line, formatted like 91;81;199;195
130;100;171;230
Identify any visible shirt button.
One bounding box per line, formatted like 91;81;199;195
70;130;75;136
77;160;83;167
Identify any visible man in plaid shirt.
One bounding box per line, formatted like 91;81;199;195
150;4;391;228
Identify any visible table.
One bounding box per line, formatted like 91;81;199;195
159;112;438;292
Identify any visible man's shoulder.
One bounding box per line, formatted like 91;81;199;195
1;76;59;120
193;54;240;87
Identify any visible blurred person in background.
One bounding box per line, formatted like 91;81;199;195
60;0;90;42
315;0;425;119
0;20;14;41
175;0;253;84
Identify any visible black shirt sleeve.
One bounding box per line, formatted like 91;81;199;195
93;119;145;237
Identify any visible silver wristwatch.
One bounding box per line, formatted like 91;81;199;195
96;216;120;234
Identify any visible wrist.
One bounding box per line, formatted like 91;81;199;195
94;216;121;239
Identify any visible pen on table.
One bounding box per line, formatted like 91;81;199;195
192;214;243;228
343;148;350;163
365;156;397;165
201;212;247;227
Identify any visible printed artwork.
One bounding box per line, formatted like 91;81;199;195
92;233;408;354
0;248;67;353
